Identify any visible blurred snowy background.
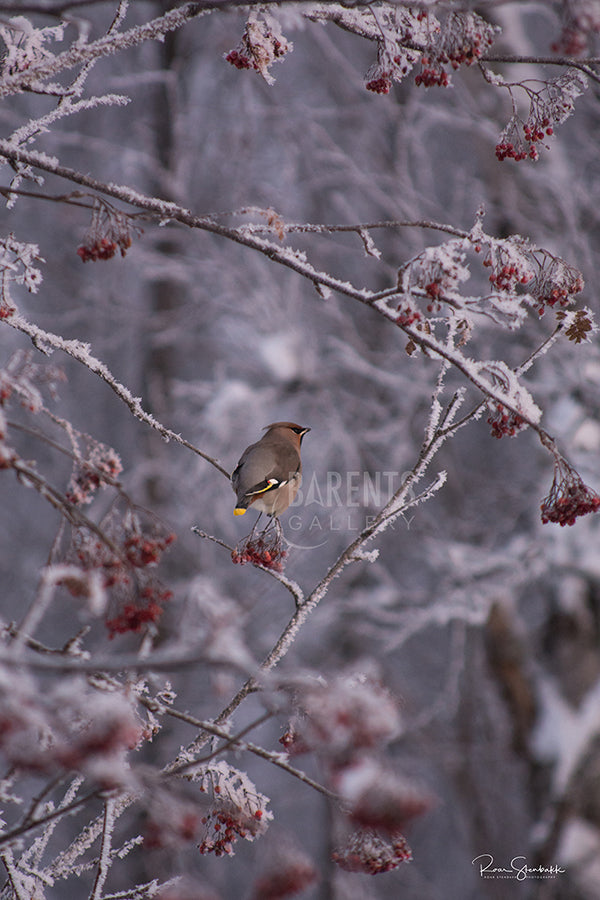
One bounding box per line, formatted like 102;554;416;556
1;2;600;898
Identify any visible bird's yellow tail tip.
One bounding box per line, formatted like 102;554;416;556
234;508;247;516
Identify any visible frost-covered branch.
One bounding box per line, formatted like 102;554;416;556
4;311;230;478
0;142;580;459
141;698;338;801
0;789;100;850
89;795;117;900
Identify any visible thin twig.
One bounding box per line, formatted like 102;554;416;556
0;790;100;849
138;698;338;802
4;312;230;479
88;796;116;900
191;526;305;608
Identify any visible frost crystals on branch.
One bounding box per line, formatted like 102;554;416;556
0;16;64;82
0;234;43;319
479;361;541;439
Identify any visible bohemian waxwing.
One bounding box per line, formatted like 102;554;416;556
232;422;310;519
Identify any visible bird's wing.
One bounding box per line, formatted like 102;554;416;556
232;440;300;500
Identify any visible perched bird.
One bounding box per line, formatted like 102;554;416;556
232;422;310;520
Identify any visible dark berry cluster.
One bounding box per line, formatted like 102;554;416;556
348;774;432;835
483;255;532;291
71;507;175;637
531;258;584;316
365;73;392;94
124;531;175;568
77;232;132;263
332;829;412;875
487;402;526;439
415;13;495;87
252;856;317;899
495;141;537;162
77;237;118;262
77;199;138;262
55;717;141;774
105;586;172;638
396;303;422;326
496;117;554;161
225;48;252;70
415;58;449;87
199;808;263;857
279;727;310;757
541;458;600;527
231;533;287;571
144;811;200;850
224;20;290;82
552;23;594;56
66;449;122;506
0;300;15;319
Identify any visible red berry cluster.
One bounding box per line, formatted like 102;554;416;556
290;676;400;771
279;727;310;757
415;13;495;88
332;829;412;875
66;450;122;506
347;773;432;835
252;857;318;900
0;300;15;319
66;467;103;505
71;508;175;637
487;402;526;439
75;523;174;581
77;233;133;263
415;58;449;87
77;199;136;263
231;533;287;571
496;117;554;161
56;718;141;773
396;303;421;326
105;586;172;638
77;237;118;262
0;703;141;778
124;531;175;567
425;281;442;300
531;259;584;316
225;48;252;70
225;22;289;81
541;459;600;527
495;141;537;162
552;27;590;56
365;73;392;94
199;808;263;857
483;255;532;292
144;811;200;850
74;538;121;585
